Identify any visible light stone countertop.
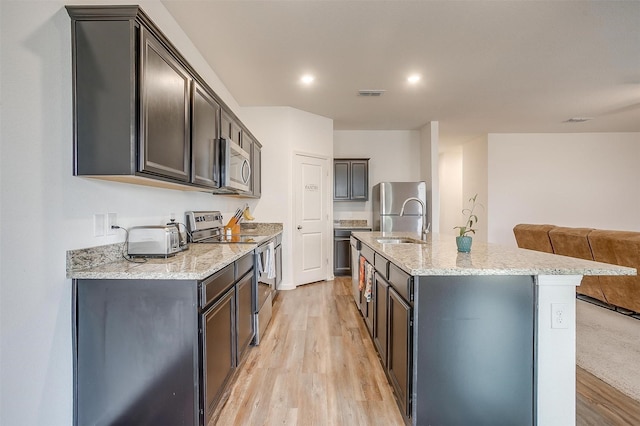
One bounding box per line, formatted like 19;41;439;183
352;231;636;277
68;243;256;281
67;224;283;281
334;219;371;230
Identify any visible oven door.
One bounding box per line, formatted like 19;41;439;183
220;138;251;193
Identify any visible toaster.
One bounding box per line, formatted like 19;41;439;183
128;226;182;257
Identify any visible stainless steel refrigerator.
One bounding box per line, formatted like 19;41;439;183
372;181;428;233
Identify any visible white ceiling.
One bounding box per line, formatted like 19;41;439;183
162;0;640;146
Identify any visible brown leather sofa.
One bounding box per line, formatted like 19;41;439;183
512;224;556;253
513;224;640;314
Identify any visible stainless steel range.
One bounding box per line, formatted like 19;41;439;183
185;211;280;345
185;211;270;245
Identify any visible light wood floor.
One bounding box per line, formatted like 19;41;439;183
214;277;640;425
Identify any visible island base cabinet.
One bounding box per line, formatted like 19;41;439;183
373;272;389;367
387;286;412;419
412;275;535;426
74;279;199;426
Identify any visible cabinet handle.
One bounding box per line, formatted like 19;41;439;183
241;159;251;184
297;225;303;230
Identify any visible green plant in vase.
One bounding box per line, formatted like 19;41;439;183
454;194;482;252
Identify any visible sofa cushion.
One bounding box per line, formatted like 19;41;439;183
548;227;606;302
513;224;556;253
588;230;640;313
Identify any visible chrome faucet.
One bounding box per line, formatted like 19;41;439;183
400;197;430;240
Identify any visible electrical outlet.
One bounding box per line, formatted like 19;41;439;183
107;213;117;236
551;303;569;329
93;214;105;237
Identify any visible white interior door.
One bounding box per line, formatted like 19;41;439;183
293;153;328;286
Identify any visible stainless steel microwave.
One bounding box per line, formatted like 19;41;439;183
220;137;251;193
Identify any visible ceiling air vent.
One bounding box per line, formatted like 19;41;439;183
358;89;386;97
564;117;593;123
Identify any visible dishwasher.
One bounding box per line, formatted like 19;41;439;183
254;233;282;344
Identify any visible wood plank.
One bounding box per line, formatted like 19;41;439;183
577;365;640;425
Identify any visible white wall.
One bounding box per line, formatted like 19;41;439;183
243;107;334;289
439;147;463;237
420;121;440;233
488;133;640;245
0;2;307;424
462;136;489;242
333;130;421;224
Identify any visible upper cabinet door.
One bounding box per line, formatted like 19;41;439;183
334;160;351;200
191;83;221;188
139;28;191;182
220;109;232;140
231;121;242;146
252;142;262;198
334;159;369;201
220;109;242;145
350;160;369;200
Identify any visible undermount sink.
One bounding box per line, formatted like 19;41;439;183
376;237;426;244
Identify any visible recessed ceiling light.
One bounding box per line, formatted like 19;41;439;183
301;75;315;85
407;74;421;84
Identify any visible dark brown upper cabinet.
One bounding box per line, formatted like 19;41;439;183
191;83;221;188
67;6;261;197
139;28;191;182
334;159;369;201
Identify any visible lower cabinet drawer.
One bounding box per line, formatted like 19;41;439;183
235;252;254;279
374;253;389;277
201;264;235;309
388;263;412;304
361;244;375;264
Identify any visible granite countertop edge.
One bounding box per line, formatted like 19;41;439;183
68;226;283;281
352;231;636;277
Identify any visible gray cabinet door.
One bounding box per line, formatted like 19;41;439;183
252;142;262;198
334;235;351;275
334;160;350;200
350;160;369;200
388;286;412;418
139;28;191;181
373;272;389;367
334;159;369;201
191;83;220;188
221;109;232;140
221;109;242;144
235;271;254;364
242;132;255;194
203;287;235;422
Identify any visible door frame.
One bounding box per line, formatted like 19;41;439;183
292;151;333;287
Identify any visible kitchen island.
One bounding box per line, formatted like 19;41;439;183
351;231;635;426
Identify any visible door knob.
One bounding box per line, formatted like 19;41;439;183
297;225;302;230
